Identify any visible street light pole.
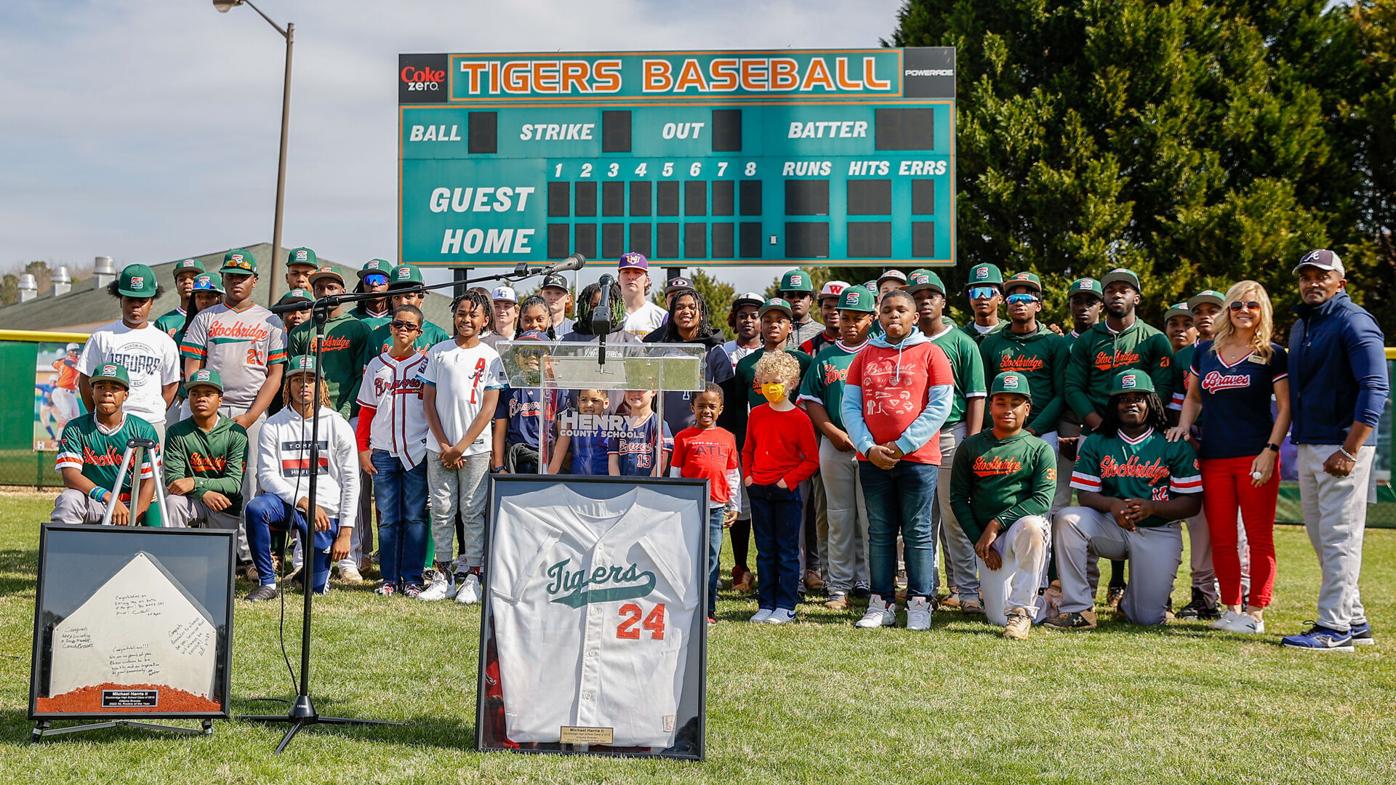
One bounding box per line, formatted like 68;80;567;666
214;0;293;305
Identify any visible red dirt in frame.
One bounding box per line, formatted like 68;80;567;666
36;683;220;714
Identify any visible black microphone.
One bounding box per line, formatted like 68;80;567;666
544;253;587;276
592;273;613;367
270;298;315;316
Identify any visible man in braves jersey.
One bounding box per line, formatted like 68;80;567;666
1048;370;1201;628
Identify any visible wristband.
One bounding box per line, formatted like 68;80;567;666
1339;447;1358;462
1265;442;1280;453
88;486;109;503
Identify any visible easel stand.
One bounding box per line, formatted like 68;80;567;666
33;718;213;740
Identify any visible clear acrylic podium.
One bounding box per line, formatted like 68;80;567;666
495;339;708;476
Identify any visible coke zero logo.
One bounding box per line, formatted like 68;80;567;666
401;66;445;86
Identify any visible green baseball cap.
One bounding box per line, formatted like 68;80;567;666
185;368;223;393
837;285;876;313
906;268;946;295
358;259;395;280
192;273;224;295
1187;290;1225;311
1164;302;1192;322
287;247;319;269
990;371;1032;398
278;287;312;305
1068;277;1104;299
171;258;205;278
758;297;794;319
964;263;1004;289
309;265;346;287
285;355;318;378
1003;271;1042;295
220;248;258;276
117;264;159;298
1101;268;1142;293
388;264;424;289
1109;369;1155;396
779;270;814;293
90;363;130;389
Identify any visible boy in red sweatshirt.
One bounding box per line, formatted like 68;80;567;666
742;351;820;624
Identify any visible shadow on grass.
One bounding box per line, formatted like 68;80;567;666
0;547;39;597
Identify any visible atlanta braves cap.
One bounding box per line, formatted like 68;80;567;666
220;248;258;276
779;269;814;293
184;368;223;393
1068;278;1104;299
1109;369;1155;395
286;246;319;269
1187;290;1225;310
990;371;1032;398
906;268;946;295
1164;302;1192;322
116;264;158;298
1292;248;1344;275
759;297;794;319
836;285;876;313
1100;268;1142;293
818;280;849;301
90;363;130;389
964;263;1004;289
171;258;205;278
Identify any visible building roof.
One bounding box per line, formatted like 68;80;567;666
0;244;455;333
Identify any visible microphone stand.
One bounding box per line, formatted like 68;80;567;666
242;262;551;753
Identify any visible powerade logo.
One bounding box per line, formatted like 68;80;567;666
399;54;449;104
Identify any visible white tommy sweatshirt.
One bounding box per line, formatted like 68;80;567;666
257;404;360;529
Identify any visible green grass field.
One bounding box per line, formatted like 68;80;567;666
0;491;1391;784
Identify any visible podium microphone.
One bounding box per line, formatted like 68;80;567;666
543;253;587;276
593;273;614;367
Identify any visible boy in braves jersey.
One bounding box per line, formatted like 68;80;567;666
1048;370;1201;628
950;372;1056;639
51;364;159;526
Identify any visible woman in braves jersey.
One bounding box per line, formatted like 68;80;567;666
1167;281;1290;634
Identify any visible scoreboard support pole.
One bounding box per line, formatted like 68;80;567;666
453;267;472;298
664;267;683;284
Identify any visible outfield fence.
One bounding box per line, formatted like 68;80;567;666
2;331;1393;528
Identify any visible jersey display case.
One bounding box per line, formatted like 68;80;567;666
477;476;708;759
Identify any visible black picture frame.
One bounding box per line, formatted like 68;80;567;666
28;525;236;722
476;475;709;760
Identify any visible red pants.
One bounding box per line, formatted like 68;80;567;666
1201;456;1278;608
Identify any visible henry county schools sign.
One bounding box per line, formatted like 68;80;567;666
398;48;955;268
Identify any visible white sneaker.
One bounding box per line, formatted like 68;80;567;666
337;563;364;584
906;597;932;631
455;573;481;605
416;574;452;601
856;595;896;629
765;609;797;625
1210;610;1243;631
749;608;774;623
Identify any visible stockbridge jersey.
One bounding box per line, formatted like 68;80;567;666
491;484;701;747
180;303;288;408
1070;427;1202;528
1064;319;1173;422
56;413;159;500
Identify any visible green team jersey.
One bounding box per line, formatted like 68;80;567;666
1064;319;1174;421
979;324;1070;435
351;302;393;332
960;319;1005;345
162;414;249;515
1169;342;1196;412
55;413;160;524
736;347;812;409
798;341;863;432
288;311;374;418
928;321;986;428
1069;428;1201;527
950;429;1056;543
154;308;186;340
368;318;450;356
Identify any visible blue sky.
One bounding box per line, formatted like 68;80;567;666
0;0;903;294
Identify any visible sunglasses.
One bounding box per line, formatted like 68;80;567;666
1005;293;1039;305
364;273;388;286
389;320;421;332
1228;300;1262;312
969;286;1000;300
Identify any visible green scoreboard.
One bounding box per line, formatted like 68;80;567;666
398;48;955;268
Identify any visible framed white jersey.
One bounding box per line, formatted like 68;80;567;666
477;476;708;760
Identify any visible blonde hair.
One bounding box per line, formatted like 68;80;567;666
283;372;333;410
1211;280;1273;361
754;350;801;388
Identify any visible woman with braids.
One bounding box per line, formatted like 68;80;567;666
1047;370;1203;629
642;282;735;436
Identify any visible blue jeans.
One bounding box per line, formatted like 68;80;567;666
860;460;939;601
706;505;725;618
748;483;803;612
371;450;429;587
245;494;339;594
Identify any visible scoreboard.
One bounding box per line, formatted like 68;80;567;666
398;48;955;268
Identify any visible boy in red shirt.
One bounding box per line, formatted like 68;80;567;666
742;352;820;625
671;383;741;624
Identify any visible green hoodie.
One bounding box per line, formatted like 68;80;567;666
979;324;1069;435
950;428;1056;543
1064;318;1174;421
162;414;249;515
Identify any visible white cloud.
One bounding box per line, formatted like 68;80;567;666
0;0;903;292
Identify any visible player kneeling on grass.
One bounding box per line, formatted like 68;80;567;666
51;364;159;526
162;369;248;531
742;351;820;625
244;357;359;600
671;384;741;625
950;372;1055;640
1047;370;1202;629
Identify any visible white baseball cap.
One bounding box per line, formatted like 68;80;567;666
491;285;517;303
